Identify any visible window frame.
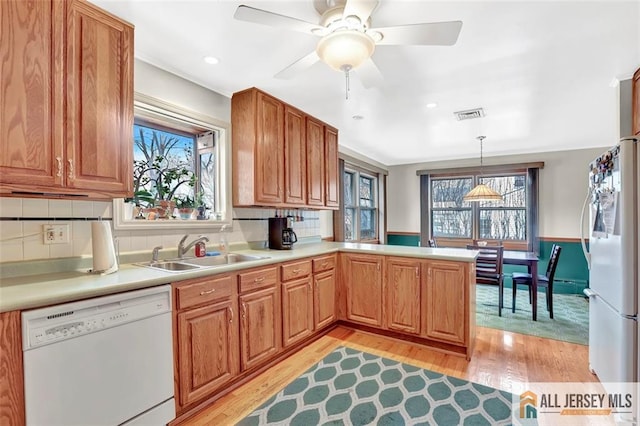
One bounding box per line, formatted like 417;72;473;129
113;93;232;230
344;165;379;242
422;167;537;251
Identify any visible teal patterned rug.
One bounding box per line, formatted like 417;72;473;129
237;346;513;426
476;285;589;345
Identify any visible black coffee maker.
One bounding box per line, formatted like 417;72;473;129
268;217;297;250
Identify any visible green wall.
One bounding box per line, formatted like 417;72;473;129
386;234;588;294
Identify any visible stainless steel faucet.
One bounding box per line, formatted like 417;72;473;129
151;246;163;264
177;235;210;258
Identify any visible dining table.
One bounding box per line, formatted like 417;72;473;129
502;250;541;320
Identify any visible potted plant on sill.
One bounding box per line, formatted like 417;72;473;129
174;195;196;220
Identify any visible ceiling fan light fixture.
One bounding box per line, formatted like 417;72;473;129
316;29;375;71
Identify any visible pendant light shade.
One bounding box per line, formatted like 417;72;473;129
463;136;502;202
316;30;375;72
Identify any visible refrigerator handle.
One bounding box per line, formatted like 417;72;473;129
580;186;592;270
583;288;596;298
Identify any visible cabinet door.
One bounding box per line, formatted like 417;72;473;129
324;126;339;208
306;117;325;206
0;311;25;426
0;0;64;189
284;106;306;205
423;260;466;344
385;257;421;334
633;68;639;136
66;0;133;195
239;286;281;371
314;269;336;329
282;278;313;347
344;254;383;327
255;92;285;204
177;300;239;408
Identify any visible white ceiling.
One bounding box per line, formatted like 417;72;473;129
95;0;640;166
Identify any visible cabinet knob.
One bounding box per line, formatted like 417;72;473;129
67;159;74;179
55;157;63;177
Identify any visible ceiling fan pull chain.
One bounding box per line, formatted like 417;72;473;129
345;69;350;100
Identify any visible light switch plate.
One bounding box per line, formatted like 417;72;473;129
43;224;69;244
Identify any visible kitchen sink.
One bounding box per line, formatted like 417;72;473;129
136;253;269;272
139;261;201;272
182;253;268;267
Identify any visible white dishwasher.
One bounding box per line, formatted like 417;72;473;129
22;285;175;426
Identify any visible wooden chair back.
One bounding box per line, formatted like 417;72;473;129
545;244;562;283
467;244;504;285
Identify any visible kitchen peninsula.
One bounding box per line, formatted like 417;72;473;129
0;242;477;425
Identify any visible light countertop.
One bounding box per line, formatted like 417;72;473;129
0;242;477;313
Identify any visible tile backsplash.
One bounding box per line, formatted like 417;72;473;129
0;199;323;263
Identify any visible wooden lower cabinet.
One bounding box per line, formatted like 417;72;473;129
343;253;383;327
385;257;421;334
422;260;467;345
173;275;239;412
0;310;25;426
282;277;314;347
239;286;282;371
314;269;336;329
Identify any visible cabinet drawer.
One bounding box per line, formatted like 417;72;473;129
313;255;336;273
176;275;234;310
281;260;312;282
239;266;278;293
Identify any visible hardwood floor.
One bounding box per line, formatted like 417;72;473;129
183;325;597;425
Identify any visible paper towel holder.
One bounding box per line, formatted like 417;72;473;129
89;219;119;275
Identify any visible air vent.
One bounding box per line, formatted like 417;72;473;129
454;108;485;121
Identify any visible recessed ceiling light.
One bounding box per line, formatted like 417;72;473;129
352;115;364;120
426;103;438;109
203;56;219;65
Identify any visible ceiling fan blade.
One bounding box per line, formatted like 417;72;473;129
374;21;463;46
234;5;325;35
343;0;379;23
275;51;320;79
355;58;383;88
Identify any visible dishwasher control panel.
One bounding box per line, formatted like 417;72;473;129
22;285;171;350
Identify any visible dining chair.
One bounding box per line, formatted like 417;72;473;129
467;244;504;316
427;239;437;248
512;244;562;319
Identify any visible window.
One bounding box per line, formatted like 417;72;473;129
344;168;378;241
114;94;230;230
424;169;535;250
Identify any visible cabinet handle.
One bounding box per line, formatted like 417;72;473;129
228;307;233;323
254;276;265;283
377;263;380;271
242;302;247;319
416;267;419;278
67;159;74;179
55;157;63;177
321;262;329;268
200;288;216;295
292;268;301;274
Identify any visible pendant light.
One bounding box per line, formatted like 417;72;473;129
463;136;503;202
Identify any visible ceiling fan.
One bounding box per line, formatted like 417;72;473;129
233;0;463;90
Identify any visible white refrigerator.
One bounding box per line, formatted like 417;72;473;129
581;137;639;384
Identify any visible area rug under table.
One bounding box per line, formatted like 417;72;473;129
237;346;513;426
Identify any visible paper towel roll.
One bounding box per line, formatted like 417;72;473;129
91;221;118;274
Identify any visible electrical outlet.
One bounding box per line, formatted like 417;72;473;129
43;224;69;244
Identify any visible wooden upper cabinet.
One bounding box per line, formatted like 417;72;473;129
65;0;133;195
0;0;64;190
232;87;338;209
343;253;383;327
0;0;133;199
633;68;639;136
232;88;285;206
385;257;421;335
306;117;325;206
284;106;306;205
324;126;339;209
